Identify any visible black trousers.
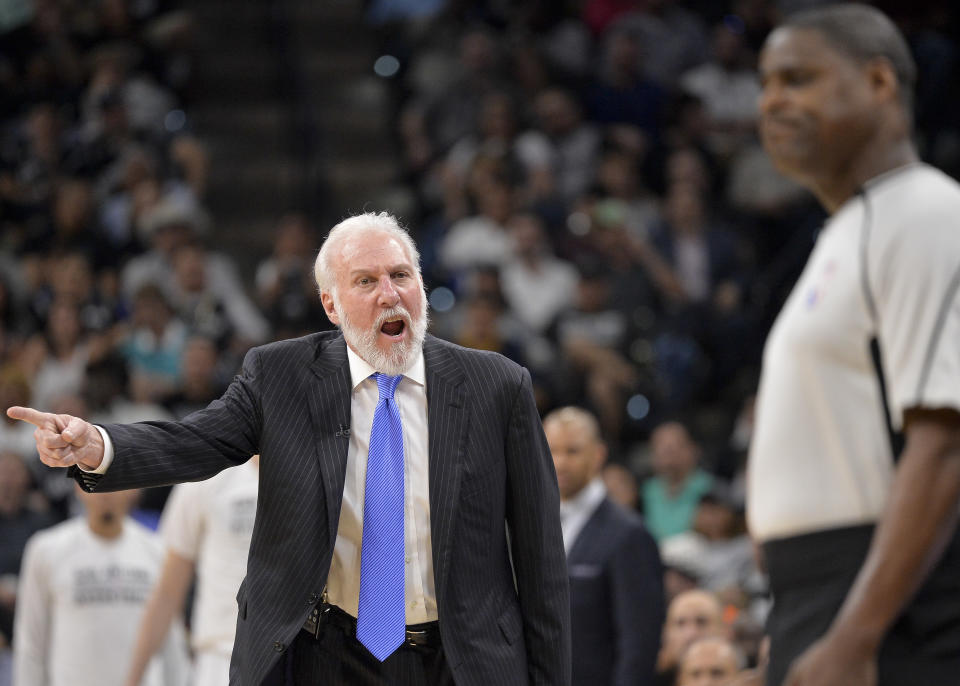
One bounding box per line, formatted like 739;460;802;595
764;524;960;686
288;623;455;686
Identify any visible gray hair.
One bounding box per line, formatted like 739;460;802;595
781;3;916;113
313;211;421;296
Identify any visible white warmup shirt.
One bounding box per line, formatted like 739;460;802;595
748;164;960;542
13;517;189;686
160;459;259;656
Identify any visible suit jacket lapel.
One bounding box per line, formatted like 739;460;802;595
423;335;468;610
307;335;352;545
567;498;609;564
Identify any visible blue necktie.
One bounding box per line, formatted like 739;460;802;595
356;373;406;661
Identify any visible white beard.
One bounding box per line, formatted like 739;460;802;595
337;291;428;376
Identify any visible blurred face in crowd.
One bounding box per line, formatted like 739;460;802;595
0;452;30;516
47;299;82;351
694;498;739;540
181;337;218;391
664;590;726;661
651;422;699;483
602;462;639;510
275;214;314;259
479;92;517;140
665;182;705;235
173;243;207;293
758;27;879;189
54;179;93;235
51;253;94;303
545;410;606;501
321;228;427;376
678;637;740;686
535;89;580;137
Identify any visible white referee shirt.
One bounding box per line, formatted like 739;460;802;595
748;164;960;542
324;346;437;623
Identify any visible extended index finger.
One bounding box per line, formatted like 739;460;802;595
6;406;55;429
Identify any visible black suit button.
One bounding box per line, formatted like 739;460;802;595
274;641;285;652
308;593;318;604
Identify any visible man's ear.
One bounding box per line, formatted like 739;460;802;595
867;56;899;106
320;291;340;326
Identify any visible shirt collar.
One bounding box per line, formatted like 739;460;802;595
559;477;606;519
345;344;426;391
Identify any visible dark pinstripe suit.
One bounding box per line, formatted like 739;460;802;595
72;332;571;686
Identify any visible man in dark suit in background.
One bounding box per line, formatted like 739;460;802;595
8;211;571;686
544;406;663;685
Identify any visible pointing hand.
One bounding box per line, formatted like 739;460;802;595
6;406;105;471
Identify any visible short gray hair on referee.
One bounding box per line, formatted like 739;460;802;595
781;3;916;113
313;211;421;297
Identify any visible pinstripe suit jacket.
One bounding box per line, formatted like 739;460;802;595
72;332;571;686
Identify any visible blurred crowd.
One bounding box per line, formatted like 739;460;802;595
1;0;958;684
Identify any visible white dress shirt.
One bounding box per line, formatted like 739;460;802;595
325;346;436;623
558;477;606;555
87;345;438;624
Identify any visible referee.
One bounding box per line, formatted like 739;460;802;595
748;5;960;686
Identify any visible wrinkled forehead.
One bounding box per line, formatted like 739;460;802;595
333;229;413;269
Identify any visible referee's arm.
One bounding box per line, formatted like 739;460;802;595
786;407;960;686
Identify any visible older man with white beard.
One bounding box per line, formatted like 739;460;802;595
7;211;570;686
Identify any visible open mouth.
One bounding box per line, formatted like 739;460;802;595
380;319;406;337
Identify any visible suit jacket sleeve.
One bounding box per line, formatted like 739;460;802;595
610;523;664;686
504;367;572;685
71;347;263;492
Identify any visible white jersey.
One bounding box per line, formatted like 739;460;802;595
13;517;188;686
748;164;960;541
160;460;258;656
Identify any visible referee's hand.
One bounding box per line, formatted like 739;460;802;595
6;406;105;471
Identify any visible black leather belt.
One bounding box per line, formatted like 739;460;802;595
302;602;442;649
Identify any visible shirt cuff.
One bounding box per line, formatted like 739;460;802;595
77;425;115;475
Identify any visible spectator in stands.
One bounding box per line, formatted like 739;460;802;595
168;239;269;349
656;589;727;686
606;0;709;88
677;636;742;686
680;21;762;159
443;91;554;207
550;259;639;442
438;177;515;277
254;213;327;340
586;27;666;141
533;87;601;205
642;420;713;541
14;485;189;686
660;484;757;595
545;406;663;686
500;211;578;336
161;336;226;420
601;461;640;511
0;368;36;461
121;283;188;404
23;299;95;410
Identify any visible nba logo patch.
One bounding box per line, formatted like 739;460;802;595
805;260;837;309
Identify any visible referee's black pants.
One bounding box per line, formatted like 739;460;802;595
764;524;960;686
288;621;455;685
